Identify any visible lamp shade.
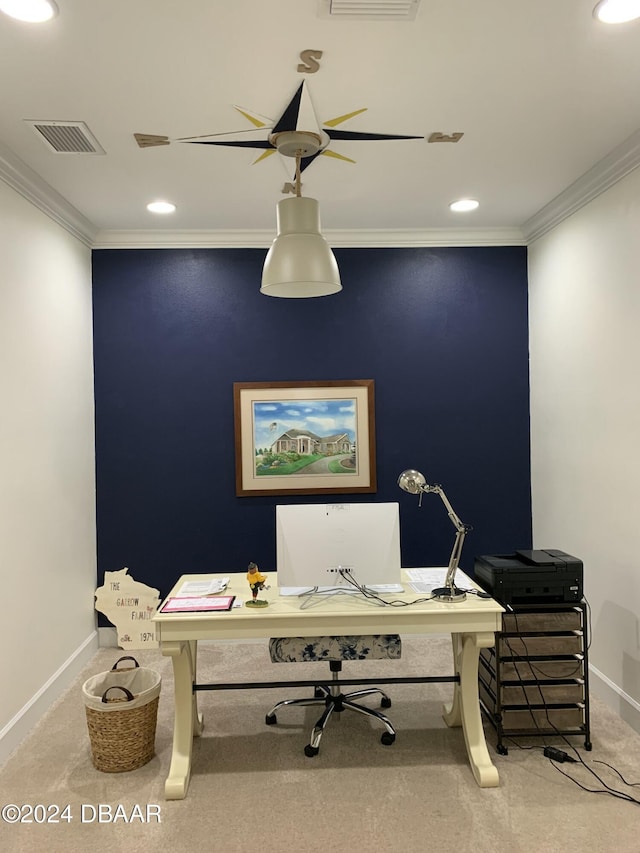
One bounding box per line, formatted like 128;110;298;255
261;197;342;298
397;469;427;494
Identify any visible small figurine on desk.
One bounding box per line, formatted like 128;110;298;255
246;561;269;608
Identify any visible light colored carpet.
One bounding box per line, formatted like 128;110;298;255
1;637;639;853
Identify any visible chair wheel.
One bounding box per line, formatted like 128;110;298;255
380;732;396;746
265;713;277;725
304;744;319;757
381;696;392;708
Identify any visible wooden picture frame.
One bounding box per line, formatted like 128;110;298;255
233;380;377;497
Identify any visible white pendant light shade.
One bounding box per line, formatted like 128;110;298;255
261;197;342;298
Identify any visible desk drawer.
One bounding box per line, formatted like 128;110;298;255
480;649;584;681
480;670;583;705
479;682;584;730
495;707;584;730
497;634;582;657
502;610;581;633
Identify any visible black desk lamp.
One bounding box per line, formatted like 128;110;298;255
397;469;471;602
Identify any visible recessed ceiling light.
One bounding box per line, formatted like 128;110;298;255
593;0;640;23
449;199;479;213
146;201;176;214
0;0;58;22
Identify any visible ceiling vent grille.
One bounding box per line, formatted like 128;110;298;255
319;0;420;19
24;120;106;154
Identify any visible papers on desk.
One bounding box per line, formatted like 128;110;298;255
404;568;448;593
175;577;230;596
161;595;235;613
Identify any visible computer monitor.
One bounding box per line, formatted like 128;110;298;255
275;502;401;589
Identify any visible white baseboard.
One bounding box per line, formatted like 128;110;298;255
589;664;640;735
0;631;99;768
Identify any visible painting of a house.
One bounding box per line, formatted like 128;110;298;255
234;380;375;496
271;429;352;456
251;396;359;478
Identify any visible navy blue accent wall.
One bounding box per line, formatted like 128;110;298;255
92;246;531;600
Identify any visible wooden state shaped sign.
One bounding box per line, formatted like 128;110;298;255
95;567;160;649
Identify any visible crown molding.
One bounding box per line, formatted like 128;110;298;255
0;140;97;248
522;127;640;244
92;226;526;249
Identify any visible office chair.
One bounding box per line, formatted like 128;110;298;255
265;634;401;756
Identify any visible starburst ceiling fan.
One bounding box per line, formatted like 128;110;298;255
135;79;423;182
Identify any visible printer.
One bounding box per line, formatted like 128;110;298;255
474;549;583;605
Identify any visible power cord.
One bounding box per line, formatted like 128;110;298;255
548;743;640;804
338;569;436;607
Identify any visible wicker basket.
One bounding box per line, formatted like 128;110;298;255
83;656;161;773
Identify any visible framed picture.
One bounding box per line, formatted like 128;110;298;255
233;380;377;497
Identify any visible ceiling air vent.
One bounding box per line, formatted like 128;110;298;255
318;0;420;19
24;120;106;154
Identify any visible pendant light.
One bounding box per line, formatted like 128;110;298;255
261;138;341;298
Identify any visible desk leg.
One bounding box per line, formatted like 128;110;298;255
162;640;203;800
443;631;499;788
189;640;205;737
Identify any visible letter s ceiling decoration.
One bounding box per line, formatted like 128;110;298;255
134;49;464;185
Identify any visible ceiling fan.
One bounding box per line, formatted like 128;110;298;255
134;79;424;179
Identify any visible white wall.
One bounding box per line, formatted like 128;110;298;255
0;180;98;764
528;167;640;730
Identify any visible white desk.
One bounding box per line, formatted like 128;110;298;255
152;570;504;799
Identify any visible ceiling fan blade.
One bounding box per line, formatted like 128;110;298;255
321;149;356;164
177;127;271;142
323;108;367;128
180;140;274;149
234;107;271;128
327;130;423;141
272;82;304;134
298;151;324;174
252;149;277;164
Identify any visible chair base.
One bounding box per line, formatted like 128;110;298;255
265;684;396;756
